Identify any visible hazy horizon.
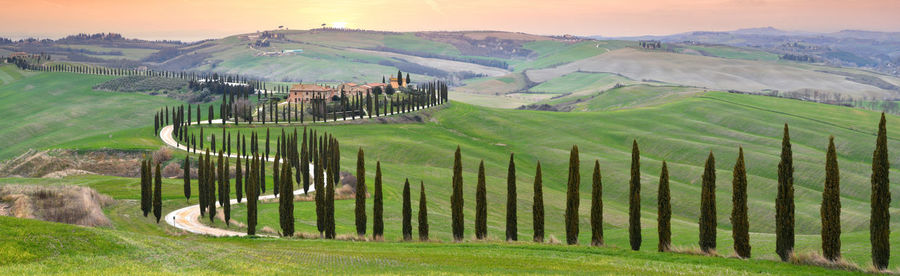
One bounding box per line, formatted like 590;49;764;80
1;0;898;42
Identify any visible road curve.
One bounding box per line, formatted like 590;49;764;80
161;103;438;236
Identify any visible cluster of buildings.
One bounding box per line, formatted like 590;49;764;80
287;76;407;102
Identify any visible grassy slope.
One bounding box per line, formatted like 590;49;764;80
188;91;900;268
0;177;861;275
0;67;184;159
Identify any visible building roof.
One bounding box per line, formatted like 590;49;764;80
290;84;333;92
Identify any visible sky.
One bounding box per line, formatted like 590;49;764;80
1;0;898;41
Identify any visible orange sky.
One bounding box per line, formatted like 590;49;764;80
1;0;898;41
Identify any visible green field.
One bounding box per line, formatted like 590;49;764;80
2;65;899;273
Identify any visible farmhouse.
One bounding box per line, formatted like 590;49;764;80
288;83;336;102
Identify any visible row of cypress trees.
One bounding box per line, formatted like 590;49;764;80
139;157;162;223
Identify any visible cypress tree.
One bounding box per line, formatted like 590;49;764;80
699;152;716;253
657;161;670;252
141;159;150;217
629;140;642;251
419;181;429;241
506;153;517;241
315;149;326;236
356;148;367;237
325;158;336;239
732;147;750;258
565;145;580;245
776;124;795;261
373;161;384;239
821;137;841;261
475;160;487;240
273;142;280;197
871;113;891;270
247;154;258;235
223;156;231;226
591;160;604;246
533;162;544;243
302;128;310;194
199;154;206;217
451;146;464;241
209;159;216;223
236;155;243;203
153;162;162;223
280;162;295;237
402;179;412;241
183;156;191;202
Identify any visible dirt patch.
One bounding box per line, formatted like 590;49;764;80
0;149;146;178
0;185;113;227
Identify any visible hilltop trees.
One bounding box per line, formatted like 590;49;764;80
776;124;795;261
451;146;464;241
153;162;162;223
629;140;642;251
591;160;604;247
475;160;487;240
402;179;412;241
699;152;717;253
657;161;671;252
373;161;384;240
506;153;517;241
821;137;841;261
419;181;429;241
871;113;891;270
356;148;367;237
533;162;544;243
732;147;751;258
565;145;580;245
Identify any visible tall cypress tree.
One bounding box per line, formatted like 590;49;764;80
776;124;795;261
183;156;191;202
419;181;429;241
373;161;384;239
821;137;841;261
591;160;604;246
451;146;464;241
141;159;150;217
565;145;580;245
153;162;162;223
657;161;671;252
315;150;326;236
236;155;243;203
871;113;891;270
279;162;295;237
699;152;717;253
199;154;206;217
731;147;751;258
209;159;217;223
506;153;517;241
325;148;336;239
475;160;487;239
223;156;231;226
402;179;412;241
629;140;642;251
356;148;367;237
533;162;544;243
247;154;258;235
302;128;310;194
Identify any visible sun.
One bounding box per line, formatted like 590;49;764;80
332;22;347;29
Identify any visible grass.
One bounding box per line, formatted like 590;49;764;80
3;67;900;273
0;69;184;160
681;45;780;61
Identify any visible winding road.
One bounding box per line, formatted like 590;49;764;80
162;103;439;236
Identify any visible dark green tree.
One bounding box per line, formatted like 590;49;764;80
279;162;295;237
402;179;412;241
315;151;326;236
699;152;717;253
356;148;367;237
532;162;544;243
183;156;191;202
141;159;150;217
153;162;162;223
451;146;464;241
871;113;891;270
565;145;580;245
506;153;517;241
821;137;841;261
223;156;231;226
235;155;243;203
475;160;487;239
373;161;384;239
591;160;604;246
657;161;670;252
629;140;642;251
247;154;258;235
776;124;795;261
419;181;429;241
732;147;750;258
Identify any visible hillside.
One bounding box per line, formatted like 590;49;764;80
2;46;900;273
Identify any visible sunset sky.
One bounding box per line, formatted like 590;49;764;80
1;0;898;41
